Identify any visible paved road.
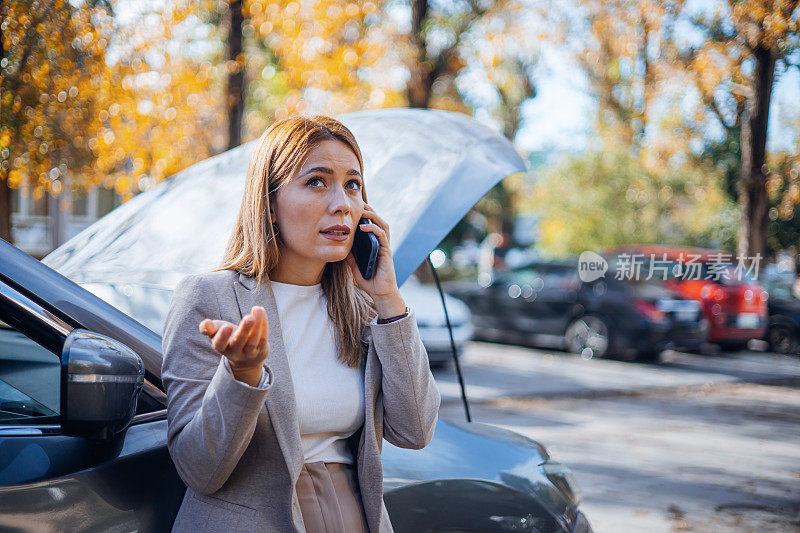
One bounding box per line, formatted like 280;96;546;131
433;341;800;404
433;343;800;533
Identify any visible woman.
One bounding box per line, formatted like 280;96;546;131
161;115;440;533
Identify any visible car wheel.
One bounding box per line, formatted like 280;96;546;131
565;315;610;359
768;325;797;355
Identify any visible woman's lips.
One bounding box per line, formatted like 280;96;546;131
320;232;348;242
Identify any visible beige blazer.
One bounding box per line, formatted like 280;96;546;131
161;269;441;532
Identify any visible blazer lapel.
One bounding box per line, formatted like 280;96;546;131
233;272;304;481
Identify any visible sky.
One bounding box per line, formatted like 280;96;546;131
513;42;595;155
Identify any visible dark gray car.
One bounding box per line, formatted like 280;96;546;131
1;109;592;532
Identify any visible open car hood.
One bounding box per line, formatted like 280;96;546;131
44;108;525;289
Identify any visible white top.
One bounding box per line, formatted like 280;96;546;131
269;280;366;465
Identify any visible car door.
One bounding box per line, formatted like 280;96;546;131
536;266;581;336
0;246;186;532
488;266;547;338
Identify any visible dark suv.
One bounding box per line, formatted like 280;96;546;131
447;260;707;361
1;107;592;532
0;239;593;532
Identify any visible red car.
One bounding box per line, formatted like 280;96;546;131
605;245;768;350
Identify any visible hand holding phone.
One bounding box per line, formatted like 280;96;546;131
351;217;380;279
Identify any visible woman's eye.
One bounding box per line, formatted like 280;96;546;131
306;177;360;190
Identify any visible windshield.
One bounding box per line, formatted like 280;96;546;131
79;282;173;336
762;277;799;302
501;265;580;290
78;275;429;337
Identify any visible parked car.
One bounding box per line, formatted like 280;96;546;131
2;109;591;532
606;245;768;351
760;271;800;354
447;259;706;361
398;275;473;366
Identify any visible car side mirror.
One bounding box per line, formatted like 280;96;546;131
61;329;145;440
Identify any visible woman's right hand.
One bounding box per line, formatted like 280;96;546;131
199;306;269;386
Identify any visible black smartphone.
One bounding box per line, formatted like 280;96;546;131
352;217;379;279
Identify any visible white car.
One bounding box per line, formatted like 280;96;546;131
399;275;474;366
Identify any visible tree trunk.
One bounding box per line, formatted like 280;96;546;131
407;0;432;109
499;185;515;236
407;0;433;281
226;0;244;150
494;77;531;251
497;109;517;247
737;45;776;261
0;13;11;245
0;178;11;244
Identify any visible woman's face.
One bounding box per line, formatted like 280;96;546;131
271;139;365;276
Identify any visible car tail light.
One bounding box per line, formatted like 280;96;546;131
714;286;727;301
701;285;726;302
634;300;666;322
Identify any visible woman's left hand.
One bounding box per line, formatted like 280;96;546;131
346;204;403;305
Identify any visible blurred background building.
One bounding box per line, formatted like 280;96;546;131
9;186;120;259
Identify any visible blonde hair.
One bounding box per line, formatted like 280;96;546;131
215;115;377;368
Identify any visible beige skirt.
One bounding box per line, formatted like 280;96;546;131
295;461;369;533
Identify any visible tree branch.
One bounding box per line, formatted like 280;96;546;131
701;92;734;131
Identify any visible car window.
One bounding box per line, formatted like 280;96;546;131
768;283;794;301
497;265;580;291
541;267;580;290
497;267;543;288
763;279;797;301
0;319;60;425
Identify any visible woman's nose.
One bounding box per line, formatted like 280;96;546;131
329;186;353;215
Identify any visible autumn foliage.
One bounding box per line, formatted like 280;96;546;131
1;0;797;258
1;0;114;207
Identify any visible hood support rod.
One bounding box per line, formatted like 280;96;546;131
428;257;472;423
